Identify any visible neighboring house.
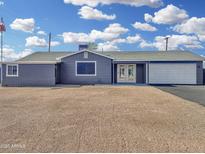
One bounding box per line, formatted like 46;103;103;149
0;50;204;86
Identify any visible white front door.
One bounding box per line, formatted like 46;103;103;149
117;64;136;83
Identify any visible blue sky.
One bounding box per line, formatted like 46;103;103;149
0;0;205;60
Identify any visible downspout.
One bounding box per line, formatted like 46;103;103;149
148;61;150;84
146;61;150;84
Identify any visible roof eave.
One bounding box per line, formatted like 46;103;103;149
1;61;60;64
113;59;204;62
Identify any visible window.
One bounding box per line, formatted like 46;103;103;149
6;64;18;77
84;52;88;59
76;61;96;76
119;65;125;78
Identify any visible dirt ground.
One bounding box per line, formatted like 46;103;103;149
0;86;204;153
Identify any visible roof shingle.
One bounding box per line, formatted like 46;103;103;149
16;51;204;62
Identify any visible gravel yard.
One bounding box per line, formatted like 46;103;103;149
0;86;204;152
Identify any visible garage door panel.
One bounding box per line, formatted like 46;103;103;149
149;63;196;84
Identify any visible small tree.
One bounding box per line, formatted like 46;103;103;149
88;42;98;51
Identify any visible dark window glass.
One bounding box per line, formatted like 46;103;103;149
77;62;95;75
8;66;13;75
7;65;17;76
13;66;17;75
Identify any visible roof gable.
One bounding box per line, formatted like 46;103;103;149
57;50;114;60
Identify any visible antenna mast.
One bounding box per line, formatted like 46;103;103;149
48;32;51;53
0;17;6;62
165;36;170;51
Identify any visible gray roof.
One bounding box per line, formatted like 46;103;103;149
102;51;205;61
17;51;205;63
17;52;73;62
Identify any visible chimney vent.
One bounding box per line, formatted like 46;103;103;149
79;44;88;51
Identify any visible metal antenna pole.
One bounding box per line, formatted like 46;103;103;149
165;36;169;51
0;30;2;86
1;30;2;62
1;17;3;62
48;32;51;53
0;17;5;86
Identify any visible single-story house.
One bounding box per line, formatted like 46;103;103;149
0;50;204;86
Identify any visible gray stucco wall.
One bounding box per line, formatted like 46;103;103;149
61;52;112;84
197;61;203;85
2;64;56;86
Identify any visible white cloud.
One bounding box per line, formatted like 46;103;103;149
91;23;128;41
145;4;189;24
132;21;157;31
97;42;119;51
90;30;119;41
144;13;153;23
10;18;35;33
62;32;94;44
61;23;128;43
78;6;116;20
97;34;143;51
61;24;140;50
90;23;128;41
37;31;47;35
111;38;126;44
126;34;142;43
173;17;205;42
64;0;163;8
0;1;4;6
51;41;61;47
2;47;33;61
110;34;142;45
139;40;155;48
25;36;47;47
140;35;203;50
104;23;129;34
198;35;205;42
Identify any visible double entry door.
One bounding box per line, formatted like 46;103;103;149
117;64;136;83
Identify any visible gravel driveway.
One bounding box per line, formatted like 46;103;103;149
0;86;204;152
155;85;205;106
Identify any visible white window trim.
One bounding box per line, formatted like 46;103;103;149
75;61;97;77
6;64;19;77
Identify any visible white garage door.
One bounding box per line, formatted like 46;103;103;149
149;63;197;84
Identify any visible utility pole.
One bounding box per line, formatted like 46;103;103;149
0;17;6;85
0;17;6;62
48;32;51;53
165;36;170;51
1;26;3;62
